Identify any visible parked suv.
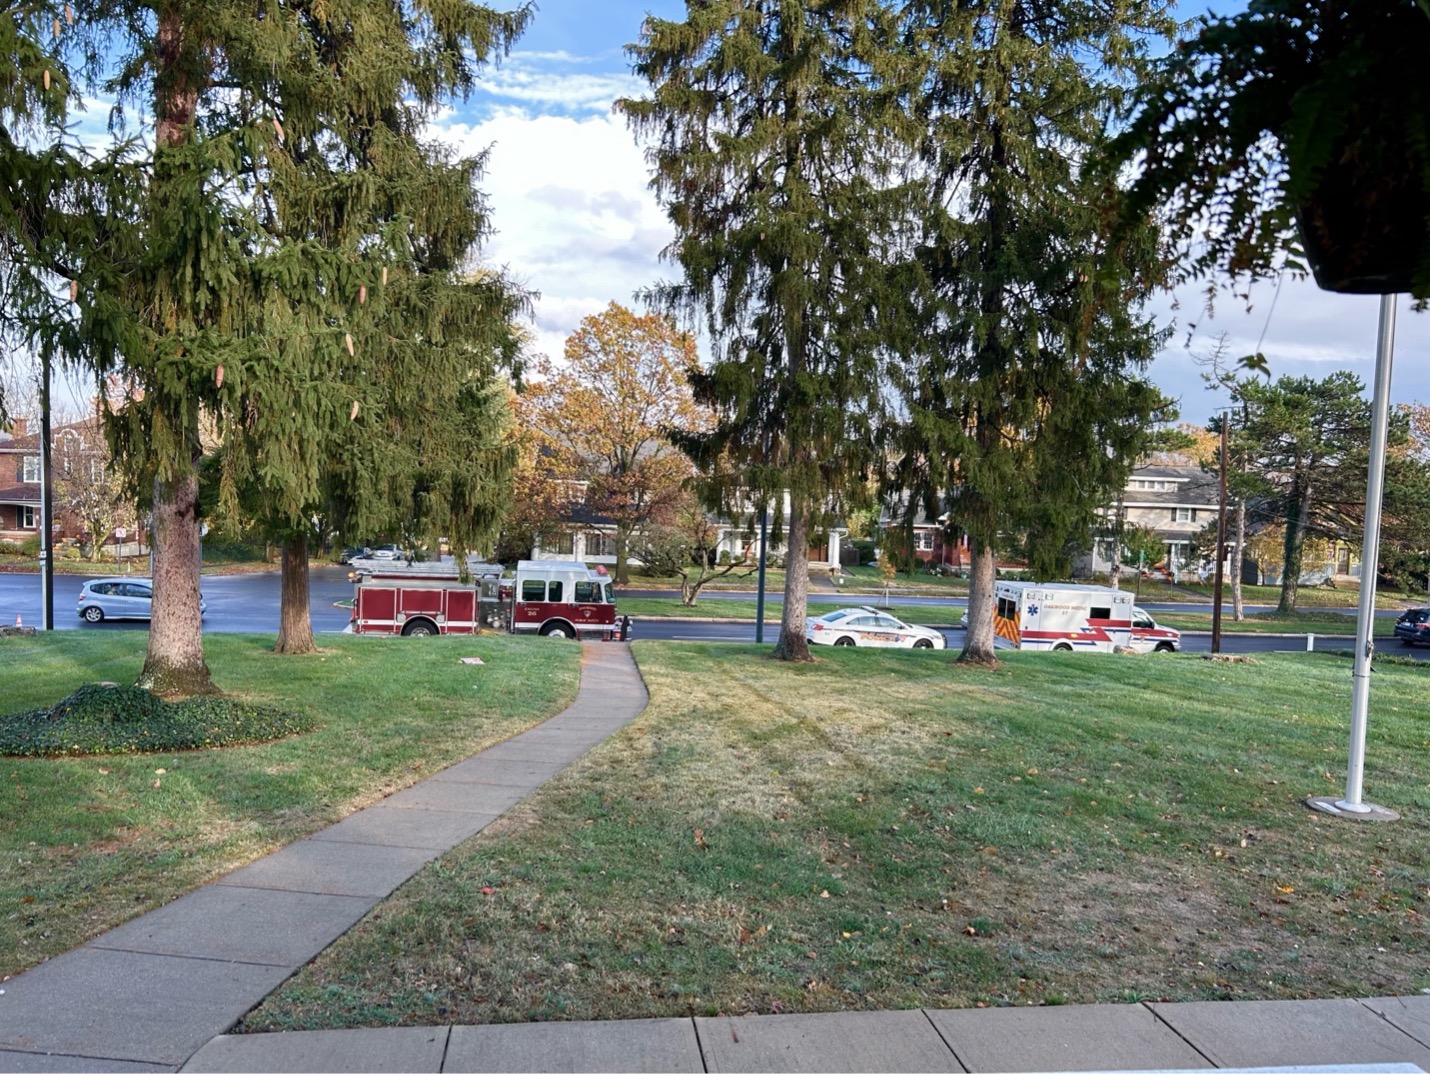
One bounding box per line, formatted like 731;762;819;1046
1395;608;1430;646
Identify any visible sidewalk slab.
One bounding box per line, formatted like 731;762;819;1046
926;1003;1213;1072
433;756;569;788
89;887;374;966
0;1049;174;1072
214;839;436;898
1150;999;1430;1070
694;1010;960;1073
181;1027;449;1073
500;726;613;749
445;1018;702;1073
308;806;499;850
382;781;530;816
0;947;291;1065
475;739;600;764
1364;996;1430;1047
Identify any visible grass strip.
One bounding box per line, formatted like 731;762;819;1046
619;597;962;625
242;643;1430;1030
1154;611;1395;637
0;632;581;979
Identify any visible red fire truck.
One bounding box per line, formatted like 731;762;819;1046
348;559;621;640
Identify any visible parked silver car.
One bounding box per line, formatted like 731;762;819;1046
76;577;207;623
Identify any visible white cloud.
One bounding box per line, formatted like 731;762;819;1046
475;54;645;114
431;109;673;367
1150;279;1430;412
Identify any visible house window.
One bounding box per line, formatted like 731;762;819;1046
22;456;40;483
1165;541;1189;566
20;506;37;529
915;530;935;551
1172;507;1195;523
1131;479;1172;491
584;530;615;557
544;531;575;555
90;459;104;483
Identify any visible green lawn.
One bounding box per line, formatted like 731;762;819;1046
0;632;582;979
1154;610;1396;638
242;643;1430;1030
619;596;964;626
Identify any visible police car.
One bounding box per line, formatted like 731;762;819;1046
805;606;947;649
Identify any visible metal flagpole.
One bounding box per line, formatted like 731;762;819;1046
1307;294;1399;821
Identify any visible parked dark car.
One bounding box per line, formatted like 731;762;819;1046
1395;609;1430;646
338;546;370;564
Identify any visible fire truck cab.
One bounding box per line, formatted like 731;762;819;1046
507;560;617;639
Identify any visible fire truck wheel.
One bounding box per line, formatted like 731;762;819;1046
1052;642;1073;652
540;623;572;639
401;619;438;637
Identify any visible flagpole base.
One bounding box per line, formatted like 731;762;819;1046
1305;795;1400;822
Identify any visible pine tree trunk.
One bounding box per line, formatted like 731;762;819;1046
1278;482;1313;613
959;540;999;664
772;506;813;661
138;466;217;696
275;534;316;655
1231;496;1246;621
137;10;215;697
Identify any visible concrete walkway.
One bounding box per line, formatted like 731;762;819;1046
0;643;649;1073
5;642;1430;1073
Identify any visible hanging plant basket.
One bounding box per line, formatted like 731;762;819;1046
1295;148;1425;295
1291;2;1430;296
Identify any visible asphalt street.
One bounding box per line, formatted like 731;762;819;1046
0;569;1407;658
0;567;355;634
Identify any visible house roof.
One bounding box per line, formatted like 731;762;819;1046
0;480;41;506
1125;465;1220;508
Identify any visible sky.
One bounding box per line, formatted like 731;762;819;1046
428;0;1430;432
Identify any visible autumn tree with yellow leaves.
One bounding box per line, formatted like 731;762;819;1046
520;303;706;584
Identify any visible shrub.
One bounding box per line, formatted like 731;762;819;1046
201;539;269;564
0;683;315;757
19;534;41;557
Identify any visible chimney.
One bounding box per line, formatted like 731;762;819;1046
10;418;26;438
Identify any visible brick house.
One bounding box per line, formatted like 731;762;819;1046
0;416;119;546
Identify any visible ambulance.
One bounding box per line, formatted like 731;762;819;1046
990;581;1179;653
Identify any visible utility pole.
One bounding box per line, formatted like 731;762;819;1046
1211;411;1229;653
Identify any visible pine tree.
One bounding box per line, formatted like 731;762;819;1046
885;0;1176;663
1235;372;1378;613
37;0;531;682
620;0;899;661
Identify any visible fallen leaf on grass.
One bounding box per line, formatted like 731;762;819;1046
480;886;496;896
694;828;709;849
